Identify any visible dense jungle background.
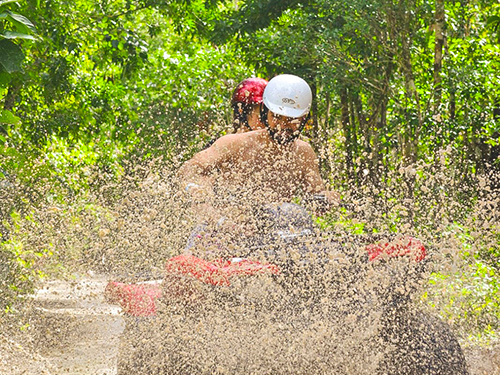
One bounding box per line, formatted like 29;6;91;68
0;0;499;361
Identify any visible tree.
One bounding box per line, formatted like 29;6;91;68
0;0;38;125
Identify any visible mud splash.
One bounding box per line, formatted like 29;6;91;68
1;154;499;374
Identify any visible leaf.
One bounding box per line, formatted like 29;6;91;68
0;69;11;88
0;109;21;125
4;11;36;35
1;30;37;40
486;15;500;25
0;39;24;73
0;0;19;9
486;15;500;31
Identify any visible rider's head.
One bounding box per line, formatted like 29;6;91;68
261;74;312;145
231;78;268;133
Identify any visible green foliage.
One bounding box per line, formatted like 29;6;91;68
0;1;37;74
315;211;366;235
130;40;252;159
486;14;500;43
0;108;19;124
0;211;49;313
2;0;498;180
0;0;38;125
0;39;24;74
425;262;500;341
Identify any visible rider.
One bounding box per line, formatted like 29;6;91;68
231;77;268;133
179;74;339;233
201;77;268;150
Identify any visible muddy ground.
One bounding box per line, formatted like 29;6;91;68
0;276;498;375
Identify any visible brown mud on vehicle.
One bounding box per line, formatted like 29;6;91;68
112;211;468;375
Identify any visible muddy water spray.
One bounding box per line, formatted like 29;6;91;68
1;153;499;374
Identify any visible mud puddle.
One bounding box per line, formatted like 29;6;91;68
28;275;124;375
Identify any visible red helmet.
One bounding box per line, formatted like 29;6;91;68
231;78;268;106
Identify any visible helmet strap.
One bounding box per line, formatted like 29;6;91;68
260;104;270;130
233;103;253;132
260;105;309;144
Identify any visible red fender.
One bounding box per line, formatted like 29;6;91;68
365;236;427;262
106;237;426;317
105;255;280;316
105;281;162;317
165;255;280;286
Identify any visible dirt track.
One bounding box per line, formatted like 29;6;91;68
1;276;498;375
0;276;125;375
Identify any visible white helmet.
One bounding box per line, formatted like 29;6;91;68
262;74;312;118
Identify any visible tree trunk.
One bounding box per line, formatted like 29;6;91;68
371;98;387;186
353;92;366;185
433;0;445;113
341;87;354;182
401;40;422;165
3;83;20;112
323;91;331;135
449;89;456;120
348;97;359;185
311;82;319;146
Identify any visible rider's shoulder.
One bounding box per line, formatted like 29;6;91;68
294;139;318;162
210;132;256;151
211;133;240;148
295;139;315;153
222;130;262;143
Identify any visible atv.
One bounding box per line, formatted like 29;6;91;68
106;202;469;375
